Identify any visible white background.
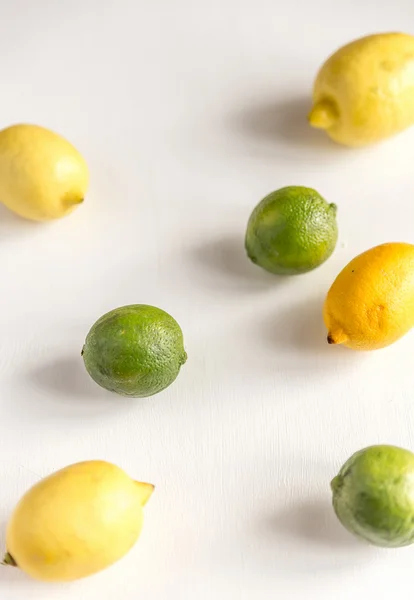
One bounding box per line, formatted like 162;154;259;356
0;0;414;598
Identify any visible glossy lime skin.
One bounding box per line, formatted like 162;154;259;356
331;445;414;547
245;186;338;275
82;305;187;398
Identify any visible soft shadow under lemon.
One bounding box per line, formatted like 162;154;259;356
232;96;344;153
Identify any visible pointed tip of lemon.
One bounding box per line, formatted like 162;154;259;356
327;329;348;345
135;481;155;506
308;100;337;130
63;195;84;209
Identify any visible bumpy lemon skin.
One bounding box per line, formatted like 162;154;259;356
5;461;153;582
309;33;414;147
0;123;89;221
324;242;414;350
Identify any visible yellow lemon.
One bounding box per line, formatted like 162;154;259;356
324;242;414;350
0;124;89;221
3;460;154;582
308;33;414;146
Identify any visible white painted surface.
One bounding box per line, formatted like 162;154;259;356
1;0;414;598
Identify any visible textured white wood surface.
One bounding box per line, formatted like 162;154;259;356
1;1;414;598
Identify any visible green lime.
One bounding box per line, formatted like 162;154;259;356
331;445;414;547
245;186;338;275
82;304;187;398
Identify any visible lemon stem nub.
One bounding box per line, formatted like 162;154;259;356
308;100;337;129
135;481;155;506
62;195;84;209
2;553;17;567
327;329;348;345
67;197;84;206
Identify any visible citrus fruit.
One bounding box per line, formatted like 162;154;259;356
82;304;187;397
245;186;338;275
0;124;88;221
331;445;414;547
308;32;414;146
324;242;414;350
3;460;153;581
